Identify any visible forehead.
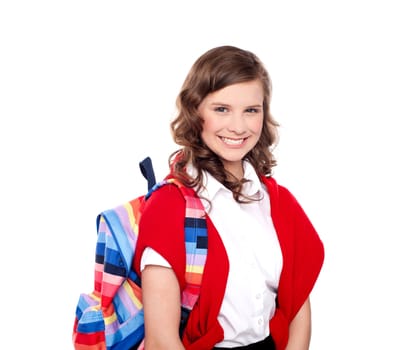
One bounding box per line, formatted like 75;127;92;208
204;80;264;105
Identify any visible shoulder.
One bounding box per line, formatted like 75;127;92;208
261;175;299;207
138;181;187;239
144;181;185;211
264;175;324;268
134;181;188;286
262;175;320;232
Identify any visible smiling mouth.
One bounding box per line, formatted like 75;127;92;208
220;136;247;145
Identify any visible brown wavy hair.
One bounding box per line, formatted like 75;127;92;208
169;45;279;202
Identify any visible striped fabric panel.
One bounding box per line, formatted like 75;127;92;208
182;193;208;310
102;206;135;272
113;204;139;249
98;201;139;309
74;197;145;349
99;203;144;340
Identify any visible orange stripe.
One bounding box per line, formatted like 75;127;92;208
185;271;202;285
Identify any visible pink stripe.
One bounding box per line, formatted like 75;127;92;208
101;275;123;300
186;207;205;218
99;219;108;233
102;272;124;285
94;263;104;272
101;282;118;298
94;270;103;285
181;292;199;309
184;195;202;208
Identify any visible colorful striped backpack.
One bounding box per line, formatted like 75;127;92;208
72;157;208;349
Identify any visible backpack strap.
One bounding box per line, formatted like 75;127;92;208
139;156;157;191
146;178;207;334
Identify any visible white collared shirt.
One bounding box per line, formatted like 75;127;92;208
141;162;283;347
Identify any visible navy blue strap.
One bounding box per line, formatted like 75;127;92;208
139;157;156;191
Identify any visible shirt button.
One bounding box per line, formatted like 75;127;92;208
256;293;261;299
258;318;263;325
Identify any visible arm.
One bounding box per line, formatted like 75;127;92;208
141;265;185;350
285;298;312;350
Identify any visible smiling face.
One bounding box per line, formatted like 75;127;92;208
198;80;264;179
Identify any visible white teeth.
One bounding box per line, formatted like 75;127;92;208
221;137;244;145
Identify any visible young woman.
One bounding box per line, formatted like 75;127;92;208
133;45;324;350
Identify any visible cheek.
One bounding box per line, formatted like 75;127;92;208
200;117;213;143
201;115;219;134
250;117;264;134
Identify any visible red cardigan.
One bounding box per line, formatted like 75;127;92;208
133;175;324;350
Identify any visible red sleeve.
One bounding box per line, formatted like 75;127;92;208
263;176;324;349
132;184;187;290
279;185;324;316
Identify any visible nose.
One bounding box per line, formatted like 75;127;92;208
227;113;246;135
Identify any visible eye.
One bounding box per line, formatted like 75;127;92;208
214;106;228;113
245;107;260;113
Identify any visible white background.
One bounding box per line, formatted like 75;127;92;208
1;1;413;349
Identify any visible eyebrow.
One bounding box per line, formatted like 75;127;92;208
211;102;229;106
211;102;263;108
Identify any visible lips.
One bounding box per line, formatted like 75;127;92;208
220;136;247;145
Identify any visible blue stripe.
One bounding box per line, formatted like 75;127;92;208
96;231;107;243
185;242;196;255
185;217;207;230
106;311;145;347
185;226;207;242
185;242;207;255
77;319;105;333
77;309;105;333
95;231;106;263
128;269;141;287
108;324;144;350
96;242;105;258
104;247;124;267
102;210;134;271
197;235;208;249
105;262;127;277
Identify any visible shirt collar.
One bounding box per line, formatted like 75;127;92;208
187;161;264;201
242;161;263;197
